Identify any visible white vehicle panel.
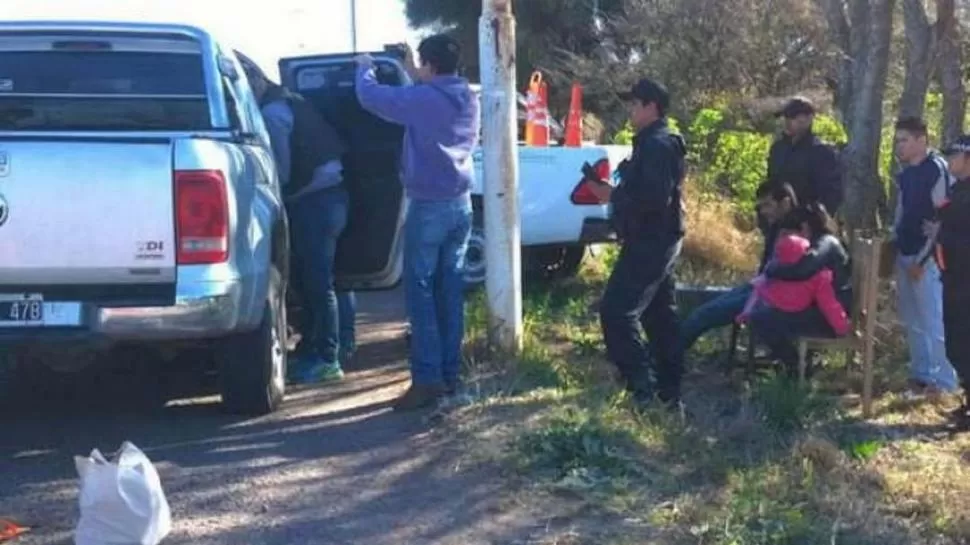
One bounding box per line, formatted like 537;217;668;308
472;144;628;246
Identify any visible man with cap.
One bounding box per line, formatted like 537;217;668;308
236;52;355;384
937;136;970;426
582;78;687;408
767;96;843;214
354;35;479;411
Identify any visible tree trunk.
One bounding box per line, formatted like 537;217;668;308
818;0;854;124
899;0;936;120
889;0;936;224
937;0;964;145
842;0;896;231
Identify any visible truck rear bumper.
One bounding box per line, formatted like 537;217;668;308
0;277;255;345
97;279;245;341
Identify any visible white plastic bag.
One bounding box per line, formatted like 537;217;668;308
74;441;172;545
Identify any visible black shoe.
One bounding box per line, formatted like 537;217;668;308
658;387;681;406
948;404;970;431
631;389;655;408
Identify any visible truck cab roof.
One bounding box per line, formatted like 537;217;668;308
0;20;212;39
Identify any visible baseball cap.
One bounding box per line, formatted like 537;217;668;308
944;134;970;155
775;96;816;118
418;34;462;74
618;78;670;111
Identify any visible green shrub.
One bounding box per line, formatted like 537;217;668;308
609;107;849;214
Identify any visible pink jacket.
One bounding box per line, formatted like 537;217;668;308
739;234;850;336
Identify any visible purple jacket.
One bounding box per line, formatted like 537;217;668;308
356;66;479;202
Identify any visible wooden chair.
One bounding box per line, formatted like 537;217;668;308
795;236;883;417
726;320;756;374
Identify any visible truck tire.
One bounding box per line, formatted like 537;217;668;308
463;223;487;289
463;220;586;288
0;352;16;408
527;245;587;281
218;268;287;415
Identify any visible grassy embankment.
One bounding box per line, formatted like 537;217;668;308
446;181;970;545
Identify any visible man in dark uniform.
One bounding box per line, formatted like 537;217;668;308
582;78;686;407
939;136;970;428
768;96;843;214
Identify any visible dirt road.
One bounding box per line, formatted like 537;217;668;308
0;290;541;545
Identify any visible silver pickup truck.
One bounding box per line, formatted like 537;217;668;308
0;21;411;414
0;22;292;414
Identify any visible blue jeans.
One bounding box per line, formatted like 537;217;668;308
287;186;349;365
293;290;355;361
338;291;356;353
404;196;472;389
896;254;958;390
680;283;752;352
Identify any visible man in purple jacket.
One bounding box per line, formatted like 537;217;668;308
355;35;480;411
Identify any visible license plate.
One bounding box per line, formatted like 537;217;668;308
0;294;44;326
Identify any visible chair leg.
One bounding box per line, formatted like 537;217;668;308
797;340;809;382
745;326;755;375
726;322;740;368
862;339;874;418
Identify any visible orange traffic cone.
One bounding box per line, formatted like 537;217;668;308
564;83;583;147
525;72;550;147
0;519;29;542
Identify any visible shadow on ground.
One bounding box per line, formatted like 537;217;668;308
0;291;549;545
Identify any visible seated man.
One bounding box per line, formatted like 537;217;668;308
679;182;798;353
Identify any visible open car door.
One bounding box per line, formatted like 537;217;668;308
278;52;409;290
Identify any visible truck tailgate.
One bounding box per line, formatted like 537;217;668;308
0;139;176;305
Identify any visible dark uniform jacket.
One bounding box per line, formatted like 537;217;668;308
938;179;970;296
611;119;686;243
767;132;842;214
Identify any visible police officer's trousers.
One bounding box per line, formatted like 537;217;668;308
599;237;683;403
943;267;970;404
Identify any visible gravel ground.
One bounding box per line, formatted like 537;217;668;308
0;290;543;545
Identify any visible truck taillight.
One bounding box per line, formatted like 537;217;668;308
175;170;229;265
571;158;611;205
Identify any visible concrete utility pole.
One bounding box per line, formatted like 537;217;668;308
479;0;523;353
350;0;358;52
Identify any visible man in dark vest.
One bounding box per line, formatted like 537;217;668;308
237;52;355;384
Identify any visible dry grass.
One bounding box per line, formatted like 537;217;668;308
681;181;760;278
443;184;970;545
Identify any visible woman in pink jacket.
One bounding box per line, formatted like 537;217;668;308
743;208;851;377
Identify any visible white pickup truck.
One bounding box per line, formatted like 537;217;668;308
278;52;628;287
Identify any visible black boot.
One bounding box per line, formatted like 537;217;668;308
949;395;970;430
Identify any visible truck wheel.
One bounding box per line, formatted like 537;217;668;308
528;245;587;281
218;268;287;415
0;352;17;407
463;224;487;289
